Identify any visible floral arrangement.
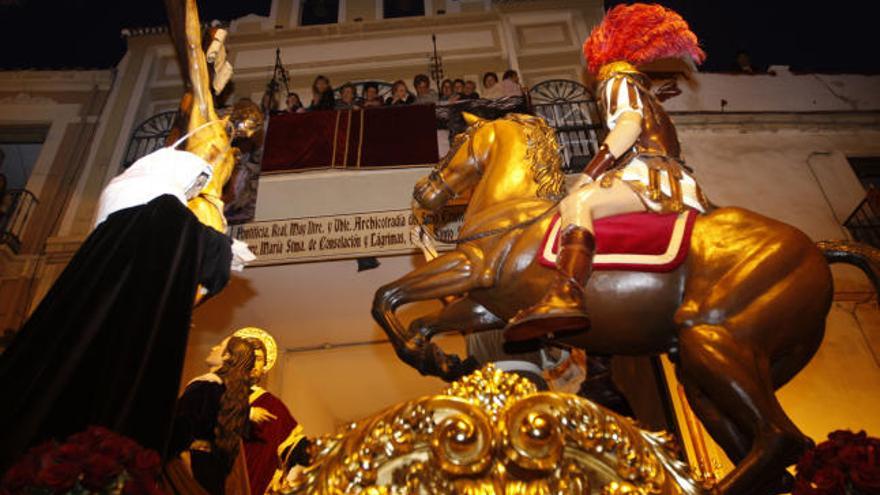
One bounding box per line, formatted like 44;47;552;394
0;426;166;495
794;430;880;495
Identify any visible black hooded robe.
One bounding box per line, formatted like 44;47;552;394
0;194;232;472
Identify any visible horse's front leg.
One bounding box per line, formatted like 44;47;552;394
408;297;505;381
372;249;484;377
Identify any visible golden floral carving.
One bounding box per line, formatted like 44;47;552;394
282;365;704;495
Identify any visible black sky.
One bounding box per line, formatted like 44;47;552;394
0;0;270;69
606;0;878;74
0;1;876;73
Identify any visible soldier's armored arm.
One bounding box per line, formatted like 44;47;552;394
581;111;642;181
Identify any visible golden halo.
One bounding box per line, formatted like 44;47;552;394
233;327;278;371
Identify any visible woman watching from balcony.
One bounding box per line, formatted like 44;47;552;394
500;69;525;96
309;75;336;111
483;71;504;99
385;80;415;105
482;71;498;90
439;79;454;102
286;92;305;113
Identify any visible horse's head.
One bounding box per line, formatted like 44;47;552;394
414;112;492;211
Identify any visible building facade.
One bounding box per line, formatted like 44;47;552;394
1;0;880;483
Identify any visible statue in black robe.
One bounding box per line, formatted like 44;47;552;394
0;148;234;472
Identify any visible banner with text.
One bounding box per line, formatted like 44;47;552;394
230;209;463;265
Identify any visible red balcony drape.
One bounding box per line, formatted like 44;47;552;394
261;104;439;173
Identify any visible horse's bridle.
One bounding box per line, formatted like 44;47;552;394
418;131;558;245
430;131;484;199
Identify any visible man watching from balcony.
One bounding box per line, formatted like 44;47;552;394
413;73;437;104
336;83;361;110
362;83;383;108
461;80;480;100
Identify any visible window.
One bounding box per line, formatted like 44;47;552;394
0;126;45;253
848;157;880;190
0;143;41;191
301;0;340;26
383;0;424;19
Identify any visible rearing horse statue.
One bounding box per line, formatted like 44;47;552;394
372;112;880;494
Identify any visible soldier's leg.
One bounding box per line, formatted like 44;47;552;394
506;180;644;341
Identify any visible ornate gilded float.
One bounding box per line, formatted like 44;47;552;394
283;365;704;494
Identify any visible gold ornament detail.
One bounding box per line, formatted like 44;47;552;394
233;326;278;371
282;365;705;495
597;61;642;82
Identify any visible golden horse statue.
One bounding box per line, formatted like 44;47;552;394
371;113;880;494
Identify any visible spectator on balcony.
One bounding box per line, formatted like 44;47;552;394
413;74;437;104
498;69;525;98
439;79;455;102
481;71;500;98
362;83;383;108
286;92;305;113
385;80;415;106
453;79;465;96
461;80;480;100
309;75;336;111
336;83;361;110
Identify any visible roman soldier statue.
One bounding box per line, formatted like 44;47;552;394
507;3;711;339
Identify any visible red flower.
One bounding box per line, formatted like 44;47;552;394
850;444;880;495
54;443;88;466
798;448;818;479
829;430;867;447
81;453;123;490
36;460;81;492
1;457;39;490
807;466;846;495
96;435;131;461
130;450;161;480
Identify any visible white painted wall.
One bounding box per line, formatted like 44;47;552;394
666;69;880;113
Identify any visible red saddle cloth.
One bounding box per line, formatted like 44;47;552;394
539;210;697;272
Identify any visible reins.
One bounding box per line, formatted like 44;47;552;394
417;200;559;245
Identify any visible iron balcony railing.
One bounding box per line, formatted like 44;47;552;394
121;110;179;169
529;79;606;174
0;188;38;254
121;80;607;174
844;187;880;248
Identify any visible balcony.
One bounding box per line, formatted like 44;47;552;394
123;79;606;176
845;186;880;248
0;189;38;254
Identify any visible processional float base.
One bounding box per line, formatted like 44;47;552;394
283;364;705;495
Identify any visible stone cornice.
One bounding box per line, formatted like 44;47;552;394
0;70;113;92
671;110;880;131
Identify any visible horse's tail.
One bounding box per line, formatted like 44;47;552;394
817;240;880;299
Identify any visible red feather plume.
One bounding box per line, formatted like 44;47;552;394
583;3;706;76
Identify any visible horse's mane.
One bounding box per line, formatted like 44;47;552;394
505;113;567;201
439;114;567;201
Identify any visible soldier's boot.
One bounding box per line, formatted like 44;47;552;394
505;225;594;341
